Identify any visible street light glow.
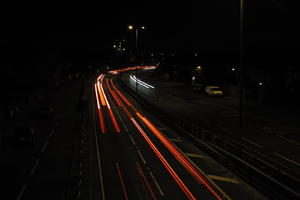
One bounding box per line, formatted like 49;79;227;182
128;25;134;30
141;26;145;30
232;67;236;71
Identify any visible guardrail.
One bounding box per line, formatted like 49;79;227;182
117;76;300;200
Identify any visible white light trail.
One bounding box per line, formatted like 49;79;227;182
130;75;155;89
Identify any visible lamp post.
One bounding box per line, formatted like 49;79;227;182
128;25;145;96
239;0;245;139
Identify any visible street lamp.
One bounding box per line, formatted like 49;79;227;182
128;25;145;57
128;25;134;30
128;24;146;96
239;0;245;140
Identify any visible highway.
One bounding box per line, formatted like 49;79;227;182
91;68;267;200
1;67;269;200
117;67;300;200
123;69;300;175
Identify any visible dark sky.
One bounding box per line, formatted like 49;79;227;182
1;1;298;63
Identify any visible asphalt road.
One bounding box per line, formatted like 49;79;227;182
123;70;300;177
0;79;84;200
91;72;267;200
0;70;269;200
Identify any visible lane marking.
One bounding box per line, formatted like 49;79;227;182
129;134;136;146
30;158;41;175
115;109;129;132
137;150;147;165
216;125;232;134
242;137;263;148
136;115;223;200
49;130;55;139
158;128;167;131
149;172;165;196
136;161;157;200
116;162;129;200
111;78;222;200
185;153;205;159
16;185;27;200
131;118;197;200
41;141;49;153
169;138;182;143
123;123;129;132
92;87;106;200
207;175;240;184
274;152;300;167
169;136;233;200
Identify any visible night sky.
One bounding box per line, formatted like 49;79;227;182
1;1;298;64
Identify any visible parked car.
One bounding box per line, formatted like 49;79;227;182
14;125;36;145
205;86;223;96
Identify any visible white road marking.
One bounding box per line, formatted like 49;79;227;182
49;130;55;139
274;152;300;167
92;87;106;200
167;133;233;200
158;128;167;131
169;138;182;142
149;172;165;196
207;175;240;184
185;153;205;159
41;141;49;153
216;125;232;134
137;150;147;165
129;134;136;146
242;137;263;148
16;185;27;200
115;109;129;132
30;158;41;175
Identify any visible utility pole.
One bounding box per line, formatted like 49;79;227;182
129;25;145;97
239;0;245;139
135;28;138;96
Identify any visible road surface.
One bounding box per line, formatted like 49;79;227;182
91;71;267;200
